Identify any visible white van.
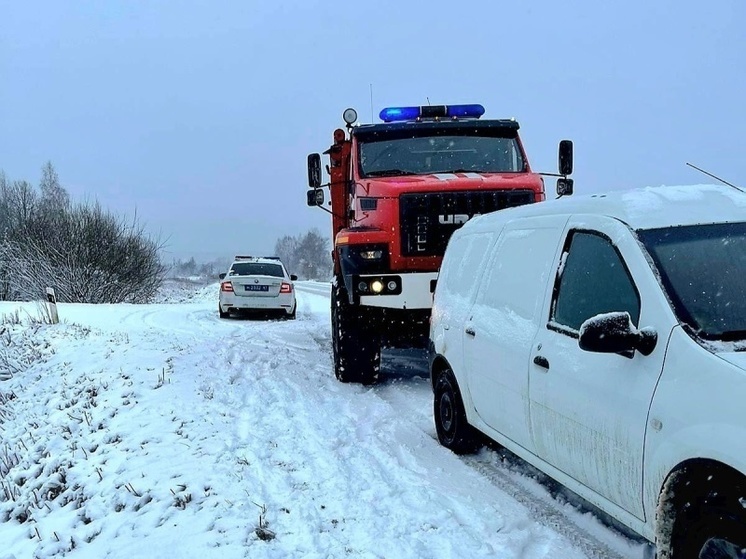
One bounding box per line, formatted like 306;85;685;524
429;184;746;558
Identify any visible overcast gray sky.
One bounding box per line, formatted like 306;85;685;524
2;1;744;262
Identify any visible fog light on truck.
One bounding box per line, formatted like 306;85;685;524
358;281;369;292
387;280;397;292
370;280;384;294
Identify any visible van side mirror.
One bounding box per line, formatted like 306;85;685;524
558;140;573;176
219;273;226;280
290;274;298;281
307;188;324;207
308;153;322;188
556;178;574;197
578;311;657;356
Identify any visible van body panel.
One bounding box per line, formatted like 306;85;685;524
463;215;568;451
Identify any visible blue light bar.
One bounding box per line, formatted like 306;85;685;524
446;104;485;119
379;104;485;123
379;106;421;122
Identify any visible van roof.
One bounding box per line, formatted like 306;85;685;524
466;184;746;231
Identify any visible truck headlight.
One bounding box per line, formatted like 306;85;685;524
360;250;383;260
353;276;402;296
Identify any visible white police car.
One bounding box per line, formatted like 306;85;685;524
218;256;297;319
430;184;746;558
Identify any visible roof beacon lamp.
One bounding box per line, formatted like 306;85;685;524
379;104;485;123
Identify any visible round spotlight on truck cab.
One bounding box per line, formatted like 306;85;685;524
370;280;384;294
343;108;358;125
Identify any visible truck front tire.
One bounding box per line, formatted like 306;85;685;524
331;282;380;384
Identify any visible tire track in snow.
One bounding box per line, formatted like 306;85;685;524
109;287;646;557
373;371;648;559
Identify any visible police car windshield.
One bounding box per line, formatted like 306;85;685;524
359;134;525;178
638;222;746;341
230;262;284;277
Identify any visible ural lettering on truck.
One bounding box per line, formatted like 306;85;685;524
306;104;573;384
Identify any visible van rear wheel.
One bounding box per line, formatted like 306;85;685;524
434;368;480;455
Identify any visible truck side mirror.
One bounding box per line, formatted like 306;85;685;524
307;188;324;207
556;178;574;197
308;153;322;188
558;140;573;176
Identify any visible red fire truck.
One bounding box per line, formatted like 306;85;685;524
307;104;573;384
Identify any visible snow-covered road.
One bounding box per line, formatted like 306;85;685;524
0;283;650;558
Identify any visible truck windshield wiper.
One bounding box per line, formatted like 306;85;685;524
364;169;418;177
448;168;518;174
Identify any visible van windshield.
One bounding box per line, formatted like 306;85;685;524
638;222;746;341
358;134;525;177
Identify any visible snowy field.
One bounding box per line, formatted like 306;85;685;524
0;281;651;558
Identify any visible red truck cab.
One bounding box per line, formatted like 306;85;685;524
307;104;573;384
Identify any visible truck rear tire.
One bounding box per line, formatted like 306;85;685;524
331;282;380;384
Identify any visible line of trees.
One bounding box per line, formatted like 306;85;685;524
274;228;332;281
0;163;164;303
165;257;231;280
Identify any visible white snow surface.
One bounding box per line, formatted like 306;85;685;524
0;282;649;559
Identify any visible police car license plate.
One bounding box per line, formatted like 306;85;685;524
245;285;269;292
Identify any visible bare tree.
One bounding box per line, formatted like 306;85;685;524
1;180;37;239
274;229;331;280
39;161;69;212
274;235;299;275
0;165;165;303
1;203;164;303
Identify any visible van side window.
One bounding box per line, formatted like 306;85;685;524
551;231;640;333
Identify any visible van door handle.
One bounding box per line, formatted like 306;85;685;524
533;355;550;370
465;327;476;337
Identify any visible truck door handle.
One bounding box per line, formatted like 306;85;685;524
465;327;476;337
533;355;549;370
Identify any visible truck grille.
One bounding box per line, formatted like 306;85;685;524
399;190;535;256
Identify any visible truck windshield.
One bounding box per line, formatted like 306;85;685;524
358;134;525;177
638;222;746;341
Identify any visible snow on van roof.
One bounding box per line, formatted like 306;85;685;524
467;184;746;231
